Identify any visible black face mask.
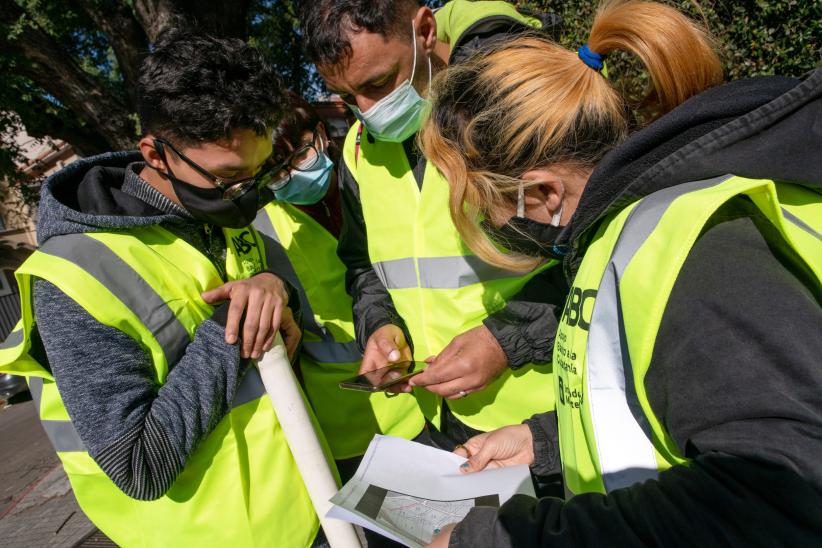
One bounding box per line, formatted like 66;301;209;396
483;216;569;260
168;174;262;229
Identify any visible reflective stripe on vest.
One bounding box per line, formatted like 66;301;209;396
31;368;266;453
3;216;320;546
373;255;522;289
253;211;362;364
585;175;732;492
254;202;426;458
345;120;556;432
0;329;22;349
781;207;822;240
27;231;268;454
568;175;822;493
38;233;190;368
28;376;86;452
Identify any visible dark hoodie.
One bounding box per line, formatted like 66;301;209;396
30;152;282;501
450;70;822;547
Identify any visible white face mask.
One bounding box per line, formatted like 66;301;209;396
517;182;564;226
349;21;432;143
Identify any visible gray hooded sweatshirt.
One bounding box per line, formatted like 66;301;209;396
31;151;268;501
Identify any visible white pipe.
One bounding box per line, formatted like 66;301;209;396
257;334;362;548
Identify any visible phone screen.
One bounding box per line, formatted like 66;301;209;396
339;361;424;392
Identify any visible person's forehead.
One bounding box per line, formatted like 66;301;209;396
181;128;272;169
320;29;410;92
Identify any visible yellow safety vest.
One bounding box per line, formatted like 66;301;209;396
435;0;543;47
254;202;425;459
554;176;822;495
343;122;556;432
0;224;320;547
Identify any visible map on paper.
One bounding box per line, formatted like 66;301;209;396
355;485;500;546
327;435;535;547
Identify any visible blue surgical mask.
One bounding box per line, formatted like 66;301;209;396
349;21;432;143
273;151;334;205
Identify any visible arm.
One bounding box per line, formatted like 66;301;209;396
336;158;412;352
411;267;566;397
449;201;822;547
35;279;248;501
483;266;568;367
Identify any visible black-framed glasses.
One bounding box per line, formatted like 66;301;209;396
268;128;326;191
153;138;277;201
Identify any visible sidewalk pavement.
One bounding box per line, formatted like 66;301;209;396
0;397;114;547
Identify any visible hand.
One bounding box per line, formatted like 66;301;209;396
279;306;301;361
360;324;412;391
201;272;293;359
454;423;534;473
426;523;456;548
409;325;507;400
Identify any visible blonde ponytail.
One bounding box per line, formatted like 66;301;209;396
589;1;723;117
419;1;723;271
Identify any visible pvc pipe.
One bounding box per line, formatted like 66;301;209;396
257;334;362;548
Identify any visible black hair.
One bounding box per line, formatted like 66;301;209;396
273;91;340;164
300;0;423;67
138;29;284;145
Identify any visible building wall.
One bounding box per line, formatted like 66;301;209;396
1;129;79;247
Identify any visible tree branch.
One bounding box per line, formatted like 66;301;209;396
132;0;185;42
133;0;251;42
0;0;137;150
76;0;149;110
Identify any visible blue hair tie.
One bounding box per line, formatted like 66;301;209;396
577;44;604;72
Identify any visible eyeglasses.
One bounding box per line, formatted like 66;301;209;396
268;129;326;191
153;138;277;200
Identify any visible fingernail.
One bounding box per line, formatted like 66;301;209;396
388;350;400;361
460;462;469;469
433;528;440;535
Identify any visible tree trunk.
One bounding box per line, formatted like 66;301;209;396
0;0;138;151
76;0;150;111
132;0;186;43
133;0;251;42
16;98;111;157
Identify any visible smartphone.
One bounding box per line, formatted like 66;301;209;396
339;361;424;392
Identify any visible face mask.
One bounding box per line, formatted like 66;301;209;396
168;174;262;229
349;21;432;143
484;183;568;259
273;151;334;205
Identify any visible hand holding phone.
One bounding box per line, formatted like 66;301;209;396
339;361;424;392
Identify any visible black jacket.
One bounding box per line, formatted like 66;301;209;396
337;15;563;368
452;69;822;547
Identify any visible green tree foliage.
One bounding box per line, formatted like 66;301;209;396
0;0;312;198
521;0;821;96
1;0;818;203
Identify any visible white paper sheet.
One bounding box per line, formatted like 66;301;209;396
327;435;535;547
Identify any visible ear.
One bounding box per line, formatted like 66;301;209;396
139;136;167;172
521;169;563;222
415;7;437;54
316;121;329;145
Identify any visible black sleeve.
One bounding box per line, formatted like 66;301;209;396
336;158;412;351
646;199;822;483
523;411;560;477
483;266;567;367
452;199;822;547
35;280;249;501
459;453;822;548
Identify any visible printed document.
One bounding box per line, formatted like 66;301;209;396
327;435;535;547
